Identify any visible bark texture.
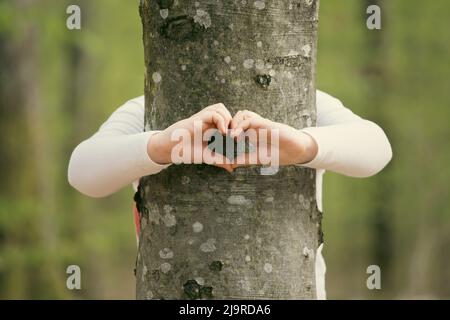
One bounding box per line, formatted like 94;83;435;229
136;0;321;299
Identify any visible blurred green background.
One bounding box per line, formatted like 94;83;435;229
0;0;449;299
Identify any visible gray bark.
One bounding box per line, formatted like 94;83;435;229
136;0;321;299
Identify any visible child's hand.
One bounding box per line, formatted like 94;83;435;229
229;110;318;168
147;103;234;172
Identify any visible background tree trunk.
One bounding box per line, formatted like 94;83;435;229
0;0;63;297
136;0;321;299
362;0;394;296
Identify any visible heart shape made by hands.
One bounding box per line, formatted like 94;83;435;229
207;130;255;161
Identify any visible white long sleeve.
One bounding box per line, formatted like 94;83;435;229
300;90;392;177
68;97;170;198
68;91;392;197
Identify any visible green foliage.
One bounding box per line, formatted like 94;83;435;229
317;0;450;298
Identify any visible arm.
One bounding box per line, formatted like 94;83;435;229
68;98;233;198
301;90;393;177
230;90;393;177
68;97;170;198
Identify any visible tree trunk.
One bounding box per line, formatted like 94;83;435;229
136;0;321;299
362;0;394;296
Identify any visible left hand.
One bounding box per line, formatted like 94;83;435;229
229;110;318;169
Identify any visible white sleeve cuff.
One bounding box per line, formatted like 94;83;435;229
297;127;330;169
137;131;171;175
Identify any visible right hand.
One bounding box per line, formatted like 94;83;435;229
147;103;234;172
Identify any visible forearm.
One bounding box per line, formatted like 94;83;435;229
68;131;169;198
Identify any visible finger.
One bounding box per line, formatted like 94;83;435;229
230;118;268;138
230;110;243;130
230;111;264;136
230;110;258;130
212;103;233;121
199;111;227;134
214;109;232;132
242;110;260;119
206;103;232;129
206;103;228;115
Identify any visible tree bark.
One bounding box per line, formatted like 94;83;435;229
136;0;321;299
